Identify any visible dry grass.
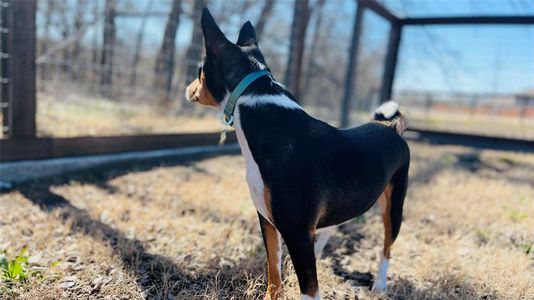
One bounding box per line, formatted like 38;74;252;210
2;89;533;140
35;90;221;138
407;110;534;140
1;141;533;299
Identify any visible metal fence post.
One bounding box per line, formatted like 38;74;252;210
0;0;10;136
380;22;402;103
6;0;37;139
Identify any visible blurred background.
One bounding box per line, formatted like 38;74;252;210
2;0;533;139
1;1;534;299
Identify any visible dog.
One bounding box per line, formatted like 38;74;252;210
186;8;410;300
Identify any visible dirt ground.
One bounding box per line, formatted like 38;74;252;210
1;140;533;300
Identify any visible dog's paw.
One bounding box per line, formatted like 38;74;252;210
371;280;387;292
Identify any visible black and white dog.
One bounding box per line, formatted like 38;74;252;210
186;9;410;300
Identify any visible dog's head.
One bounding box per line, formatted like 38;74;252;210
185;8;269;108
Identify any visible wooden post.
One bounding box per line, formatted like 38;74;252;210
0;0;10;136
7;0;36;138
340;3;363;127
380;22;402;103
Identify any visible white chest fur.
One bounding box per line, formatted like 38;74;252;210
232;95;303;224
233;104;271;223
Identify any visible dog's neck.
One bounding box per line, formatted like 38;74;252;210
216;72;303;154
232;92;303;157
217;73;298;112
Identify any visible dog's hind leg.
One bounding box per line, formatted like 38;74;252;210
314;226;334;258
372;165;409;292
373;184;393;292
258;213;283;300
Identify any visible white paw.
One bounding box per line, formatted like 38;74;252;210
371;280;387;292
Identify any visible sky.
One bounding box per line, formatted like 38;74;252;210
382;0;534;94
38;0;534;95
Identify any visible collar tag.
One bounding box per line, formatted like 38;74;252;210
219;127;228;145
218;112;233;145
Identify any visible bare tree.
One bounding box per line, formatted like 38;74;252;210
284;0;311;101
71;0;87;81
178;0;207;111
40;0;55;83
100;0;116;95
303;0;325;99
58;1;72;75
129;0;153;87
255;0;275;41
91;0;100;89
154;0;182;108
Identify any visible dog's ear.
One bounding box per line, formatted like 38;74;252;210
201;8;230;57
236;21;257;47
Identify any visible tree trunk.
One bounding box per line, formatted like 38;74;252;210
255;0;275;41
303;0;325;99
284;0;311;101
91;0;99;91
40;0;54;84
100;0;116;96
154;0;181;109
71;0;86;81
177;0;207;112
59;2;71;76
129;0;153;87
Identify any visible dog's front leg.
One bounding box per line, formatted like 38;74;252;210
258;213;283;300
282;228;320;300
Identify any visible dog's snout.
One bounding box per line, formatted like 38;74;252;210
185;80;199;102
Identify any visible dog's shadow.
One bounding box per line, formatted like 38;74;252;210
18;185;266;299
12;151;268;299
322;222;483;298
321;217;374;288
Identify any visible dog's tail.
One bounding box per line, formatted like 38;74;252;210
373;101;407;135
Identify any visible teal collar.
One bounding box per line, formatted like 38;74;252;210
219;69;270;126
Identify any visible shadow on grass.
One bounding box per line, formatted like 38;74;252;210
455;151;534;186
323;218;485;299
14;151;267;299
18;186;265;299
321;218;374;288
8;150;240;195
409;148;534;187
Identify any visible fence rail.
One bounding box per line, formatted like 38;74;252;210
0;132;237;162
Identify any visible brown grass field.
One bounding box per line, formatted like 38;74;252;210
2;90;533;141
1;140;533;299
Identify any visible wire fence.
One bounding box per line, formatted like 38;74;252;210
391;23;534;140
2;0;533;140
33;0;356;137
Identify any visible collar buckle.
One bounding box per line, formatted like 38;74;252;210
219;112;234;126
